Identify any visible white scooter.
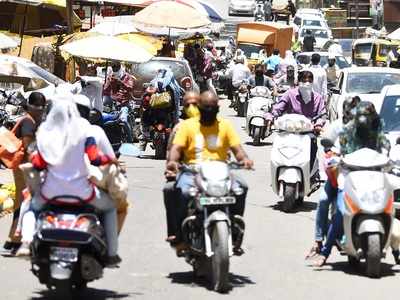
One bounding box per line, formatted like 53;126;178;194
270;114;321;212
339;148;394;278
245;86;273;146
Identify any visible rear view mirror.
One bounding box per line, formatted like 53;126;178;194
119;143;141;157
330;87;341;95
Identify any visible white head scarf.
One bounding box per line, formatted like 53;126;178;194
37;97;91;165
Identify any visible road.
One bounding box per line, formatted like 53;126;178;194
1;2;400;300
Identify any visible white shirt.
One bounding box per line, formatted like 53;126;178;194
228;63;252;87
310;64;328;101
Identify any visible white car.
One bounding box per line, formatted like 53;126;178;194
328;67;400;122
0;55;65;99
298;26;332;50
296;51;351;69
377;84;400;147
292;10;327;33
228;0;256;16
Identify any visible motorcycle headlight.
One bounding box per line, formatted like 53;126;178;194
207;181;229;197
279;146;301;159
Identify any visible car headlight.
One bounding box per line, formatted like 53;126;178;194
279;146;301;159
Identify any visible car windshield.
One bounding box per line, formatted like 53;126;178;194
132;59;189;81
238;44;263;59
300;28;328;38
380;96;400;132
303;19;323;27
296;55;350;69
346;73;400;94
28;65;65;85
354;43;372;55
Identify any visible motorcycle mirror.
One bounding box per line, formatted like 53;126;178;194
320;138;334;149
118;143;142;157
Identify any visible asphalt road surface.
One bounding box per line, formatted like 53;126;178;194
1;2;399;300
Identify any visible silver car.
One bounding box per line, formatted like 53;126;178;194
228;0;256;16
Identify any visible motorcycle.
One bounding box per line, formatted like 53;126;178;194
0;88;25;129
339;148;394;278
179;161;247;293
245;86;274;145
30;198;108;298
254;4;265;21
270;114;321;212
235;81;249;117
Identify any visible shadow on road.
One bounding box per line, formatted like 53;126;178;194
268;201;317;213
30;287;138;300
312;261;399;278
244;141;272;147
168;271;255;292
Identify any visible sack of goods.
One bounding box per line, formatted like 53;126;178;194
0;126;25;170
0;183;15;217
149;91;172;109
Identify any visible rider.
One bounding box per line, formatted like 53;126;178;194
165;91;254;253
275;65;297;88
18;99;121;267
309;53;328;102
227;57;252;107
324;53;339;88
264;49;282;75
313;101;391;267
249;64;278;96
194;44;216;95
306;96;361;260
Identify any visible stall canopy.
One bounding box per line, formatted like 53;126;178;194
388;27;400;40
237;27;275;45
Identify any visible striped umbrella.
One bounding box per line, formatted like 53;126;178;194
138;0;223;22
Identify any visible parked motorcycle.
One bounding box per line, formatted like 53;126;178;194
245;86;273;145
270;114;321;212
339;148;394;278
30;198;108;298
235;82;249;117
179;161;247;293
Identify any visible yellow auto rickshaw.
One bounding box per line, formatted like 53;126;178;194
352;38;400;67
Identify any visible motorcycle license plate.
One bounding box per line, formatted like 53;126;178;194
50;247;78;262
200;196;236;206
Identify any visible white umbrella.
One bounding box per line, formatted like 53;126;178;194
60;35;153;63
0;33;18;50
89;21;138;35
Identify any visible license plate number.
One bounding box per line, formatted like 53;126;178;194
200;196;236;206
50;247;78;262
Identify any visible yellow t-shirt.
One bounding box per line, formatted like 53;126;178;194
173;117;241;164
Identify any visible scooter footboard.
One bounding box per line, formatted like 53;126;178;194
278;167;302;184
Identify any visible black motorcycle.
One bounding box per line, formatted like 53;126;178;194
31;199;108;298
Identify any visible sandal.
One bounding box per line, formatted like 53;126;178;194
313;254;327;267
305;242;322;260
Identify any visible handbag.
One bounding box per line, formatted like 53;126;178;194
0;115;33;170
149;91;171;109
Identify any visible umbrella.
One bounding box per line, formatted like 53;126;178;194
89;22;138;36
388;28;400;40
0;62;48;91
138;0;223;22
60;35;153;63
133;1;211;30
0;33;18;50
118;33;163;55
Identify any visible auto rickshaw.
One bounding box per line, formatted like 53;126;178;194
352;38;400;67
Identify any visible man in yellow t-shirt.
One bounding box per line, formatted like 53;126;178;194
165;91;253;248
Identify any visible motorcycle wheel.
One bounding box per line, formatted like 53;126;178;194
154;135;167;160
53;279;73;300
237;102;245;117
282;183;296;213
211;221;230;293
253;127;262;146
365;233;381;278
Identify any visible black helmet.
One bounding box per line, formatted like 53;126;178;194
354;101;381;139
342;96;361;124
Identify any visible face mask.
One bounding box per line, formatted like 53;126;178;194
298;82;313;104
184;104;200;119
199;106;219;126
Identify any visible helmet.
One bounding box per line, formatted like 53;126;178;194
354;101;381;139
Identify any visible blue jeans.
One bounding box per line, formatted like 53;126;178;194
315;181;337;242
321;189;345;258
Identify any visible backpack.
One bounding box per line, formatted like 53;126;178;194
0;116;33;170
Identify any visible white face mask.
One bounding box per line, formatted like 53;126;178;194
298;82;313;104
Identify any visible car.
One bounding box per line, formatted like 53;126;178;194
328;67;400;122
296;51;351;69
377;84;400;147
298;26;332;50
292;9;326;33
0;55;65;99
322;39;353;59
130;57;199;99
228;0;256;16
